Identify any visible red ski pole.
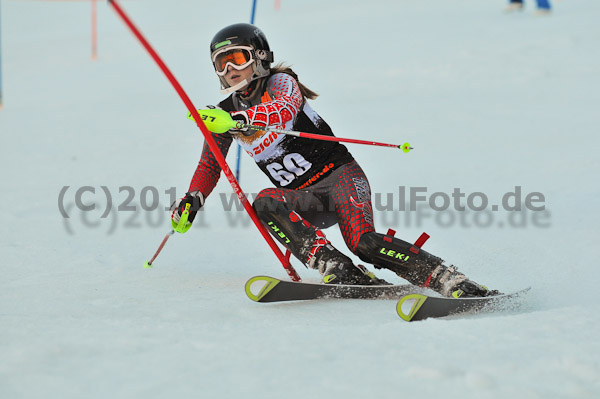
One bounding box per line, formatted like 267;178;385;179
109;0;301;281
242;124;413;152
144;230;174;269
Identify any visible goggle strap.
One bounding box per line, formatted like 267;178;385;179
254;50;274;63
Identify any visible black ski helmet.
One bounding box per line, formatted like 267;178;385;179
210;23;274;94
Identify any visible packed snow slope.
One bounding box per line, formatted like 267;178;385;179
1;0;599;398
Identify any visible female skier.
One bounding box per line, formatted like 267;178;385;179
171;23;496;298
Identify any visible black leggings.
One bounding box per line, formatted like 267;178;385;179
253;160;445;285
253;160;375;254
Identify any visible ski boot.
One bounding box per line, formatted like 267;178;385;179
252;195;387;286
355;231;499;297
427;264;501;298
309;244;389;286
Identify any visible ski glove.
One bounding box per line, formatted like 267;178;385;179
230;111;252;135
170;191;205;233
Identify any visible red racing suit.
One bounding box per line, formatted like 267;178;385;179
188;71;376;259
185;71;458;291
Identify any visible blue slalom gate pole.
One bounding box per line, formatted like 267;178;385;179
235;0;258;181
0;0;3;109
250;0;257;23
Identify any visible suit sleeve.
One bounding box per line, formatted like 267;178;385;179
187;132;233;198
232;73;304;128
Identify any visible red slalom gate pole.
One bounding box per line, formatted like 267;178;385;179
108;0;301;281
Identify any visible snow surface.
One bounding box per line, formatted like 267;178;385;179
1;0;599;398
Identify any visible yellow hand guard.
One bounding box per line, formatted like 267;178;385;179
186;108;237;134
171;203;193;233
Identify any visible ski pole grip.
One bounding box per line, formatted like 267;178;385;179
173;203;192;233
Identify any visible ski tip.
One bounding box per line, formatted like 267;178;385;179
245;276;281;302
396;293;428;322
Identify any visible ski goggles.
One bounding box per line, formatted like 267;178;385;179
212;46;254;76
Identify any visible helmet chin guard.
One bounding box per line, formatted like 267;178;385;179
220;78;249;95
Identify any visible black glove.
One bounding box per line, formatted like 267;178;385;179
230;111;253;136
170;191;205;233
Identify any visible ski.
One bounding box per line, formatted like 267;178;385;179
245;275;422;303
396;287;531;322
